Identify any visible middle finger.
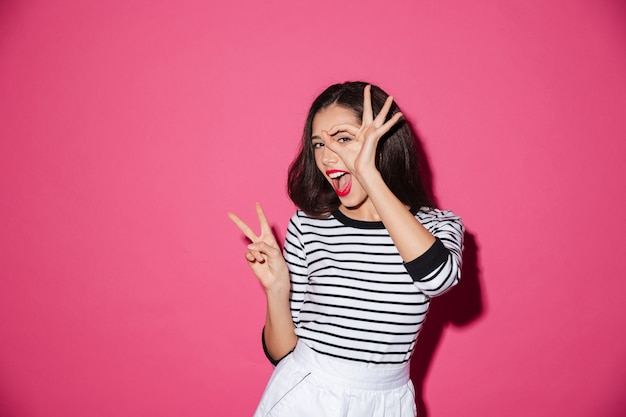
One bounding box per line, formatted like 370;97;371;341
362;84;373;123
227;212;259;242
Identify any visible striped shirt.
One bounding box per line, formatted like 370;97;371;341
283;207;464;365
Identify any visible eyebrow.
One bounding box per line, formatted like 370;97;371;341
311;131;342;141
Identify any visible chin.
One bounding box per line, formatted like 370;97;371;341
339;197;367;210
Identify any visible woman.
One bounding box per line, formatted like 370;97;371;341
228;82;463;416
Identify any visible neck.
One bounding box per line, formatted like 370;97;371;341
338;201;380;222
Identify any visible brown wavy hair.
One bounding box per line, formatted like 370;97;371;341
288;81;434;217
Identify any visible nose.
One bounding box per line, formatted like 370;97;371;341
321;143;337;166
320;131;337;166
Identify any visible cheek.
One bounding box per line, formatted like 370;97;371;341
313;150;324;171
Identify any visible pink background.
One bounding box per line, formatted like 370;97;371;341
1;1;625;416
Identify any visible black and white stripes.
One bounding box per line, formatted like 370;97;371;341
283;208;464;365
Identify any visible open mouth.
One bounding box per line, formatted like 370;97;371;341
327;170;352;197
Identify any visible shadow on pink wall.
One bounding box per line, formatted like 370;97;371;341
408;124;484;416
411;231;482;416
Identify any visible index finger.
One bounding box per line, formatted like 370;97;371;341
254;203;273;236
227;211;259;242
327;123;360;138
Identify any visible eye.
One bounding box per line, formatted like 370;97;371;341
311;141;324;149
336;136;351;143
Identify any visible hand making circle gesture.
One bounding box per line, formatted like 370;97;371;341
322;84;404;180
227;204;290;293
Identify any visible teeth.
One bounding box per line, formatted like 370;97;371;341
328;171;346;179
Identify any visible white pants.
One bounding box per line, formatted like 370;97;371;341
253;341;416;417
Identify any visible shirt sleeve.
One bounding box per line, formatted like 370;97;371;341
404;210;464;297
283;211;309;325
261;211;308;366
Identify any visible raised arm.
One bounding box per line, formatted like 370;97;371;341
227;204;298;362
322;86;435;260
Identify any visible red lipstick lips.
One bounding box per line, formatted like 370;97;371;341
326;169;352;197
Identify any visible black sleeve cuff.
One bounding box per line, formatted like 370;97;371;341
404;238;449;281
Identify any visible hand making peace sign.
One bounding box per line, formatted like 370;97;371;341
321;84;404;180
227;204;290;293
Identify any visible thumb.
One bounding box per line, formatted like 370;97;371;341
248;241;281;258
321;130;342;156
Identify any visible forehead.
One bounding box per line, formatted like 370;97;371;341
311;105;359;134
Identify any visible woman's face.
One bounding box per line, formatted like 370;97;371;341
311;104;374;217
